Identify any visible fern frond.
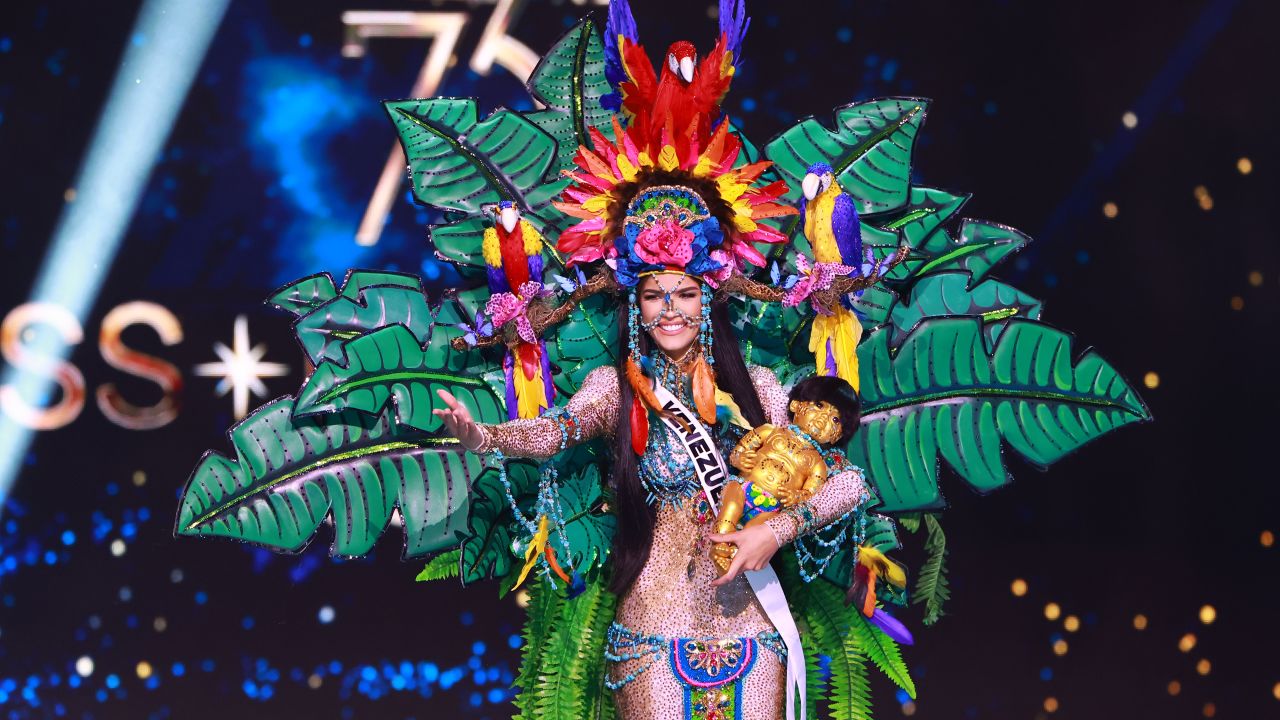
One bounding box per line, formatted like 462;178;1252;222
849;611;916;699
580;580;619;720
836;640;873;720
414;548;462;582
912;514;950;626
897;513;922;534
513;579;564;719
534;580;615;720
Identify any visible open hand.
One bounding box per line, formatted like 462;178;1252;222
708;524;779;587
433;389;487;451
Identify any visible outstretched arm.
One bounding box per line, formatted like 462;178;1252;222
434;365;619;459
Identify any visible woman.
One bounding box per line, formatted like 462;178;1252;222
433;267;868;719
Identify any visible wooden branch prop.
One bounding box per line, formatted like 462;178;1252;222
451;271;618;351
714;242;912;306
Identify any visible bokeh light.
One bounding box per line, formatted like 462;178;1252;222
75;656;94;677
1103;201;1118;218
1179;633;1198;653
1063;615;1080;632
1237;157;1253;175
1122;111;1138;128
1197;658;1212;676
1052;639;1068;656
1044;602;1061;621
1231;296;1245;311
1200;605;1217;625
1168;680;1182;696
1203;702;1216;717
1194;185;1214;211
137;661;153;679
1044;696;1059;713
1248;270;1264;287
1263;530;1276;548
1011;578;1028;597
1143;372;1160;389
1133;614;1148;630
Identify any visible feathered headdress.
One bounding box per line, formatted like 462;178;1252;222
553;115;796;286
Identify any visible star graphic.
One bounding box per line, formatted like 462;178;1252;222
194;315;291;419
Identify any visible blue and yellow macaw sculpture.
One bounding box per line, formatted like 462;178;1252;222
801;162;865;392
482;201;554;419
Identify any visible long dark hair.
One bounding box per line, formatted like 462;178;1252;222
608;295;767;595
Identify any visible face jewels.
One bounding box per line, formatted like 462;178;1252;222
638;274;696;333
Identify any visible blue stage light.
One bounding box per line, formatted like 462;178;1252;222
0;0;230;511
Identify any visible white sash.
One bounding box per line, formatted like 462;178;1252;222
650;383;807;720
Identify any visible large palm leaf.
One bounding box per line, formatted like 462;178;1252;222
176;398;477;557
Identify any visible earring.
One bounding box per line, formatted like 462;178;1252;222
627;291;639;362
700;284;714;365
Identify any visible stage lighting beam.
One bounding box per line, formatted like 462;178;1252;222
0;0;230;511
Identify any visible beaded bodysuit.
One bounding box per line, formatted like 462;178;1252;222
479;365;867;719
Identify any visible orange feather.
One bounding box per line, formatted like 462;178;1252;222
691;356;718;425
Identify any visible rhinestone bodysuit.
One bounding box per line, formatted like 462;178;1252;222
479;365;867;718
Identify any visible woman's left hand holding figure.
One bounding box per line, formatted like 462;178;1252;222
708;525;780;587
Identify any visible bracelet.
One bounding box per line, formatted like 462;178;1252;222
473;423;494;454
781;502;819;537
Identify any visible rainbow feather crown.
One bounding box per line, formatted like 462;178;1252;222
554;116;797;287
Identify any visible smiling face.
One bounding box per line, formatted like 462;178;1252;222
790;399;843;445
637;271;703;361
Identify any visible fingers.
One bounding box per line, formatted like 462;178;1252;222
711;553;746;587
435;388;459;410
708;531;740;544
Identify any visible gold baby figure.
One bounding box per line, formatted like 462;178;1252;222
712;376;854;574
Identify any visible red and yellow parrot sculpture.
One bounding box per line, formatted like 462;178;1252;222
801;161;866;392
603;0;749;156
483;201;554;419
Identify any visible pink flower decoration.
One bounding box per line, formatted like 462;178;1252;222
702;249;735;288
783;254;857;310
633;219;695;268
485;281;553;343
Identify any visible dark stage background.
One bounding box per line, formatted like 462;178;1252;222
0;0;1276;718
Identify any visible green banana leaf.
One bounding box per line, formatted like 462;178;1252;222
461;460;537;584
268;272;339;317
386;98;559;215
176;397;477;557
268;270;423;317
850;284;899;330
546;293;618;396
525;18;615;174
889;271;1043;346
294;324;506;432
851;317;1151;511
546;465;616;575
765;98;929;233
913;218;1031;283
730;296;812;372
882;186;970;250
293;285;436;366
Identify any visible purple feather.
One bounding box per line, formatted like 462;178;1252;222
602;0;639;109
528;251;544;286
831;192;863;266
486;265;510;295
502;353;518;421
539;339;555;409
870;608;915;645
718;0;750;68
824;339;837;376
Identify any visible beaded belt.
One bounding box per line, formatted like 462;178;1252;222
604;622;786;719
